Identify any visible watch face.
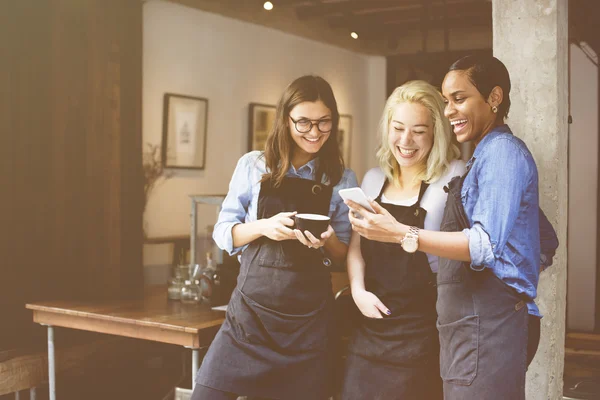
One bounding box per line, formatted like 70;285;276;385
402;237;418;253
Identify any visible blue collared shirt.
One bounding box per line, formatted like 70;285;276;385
461;125;557;317
213;151;358;255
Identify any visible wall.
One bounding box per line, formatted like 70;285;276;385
568;42;599;332
143;1;386;267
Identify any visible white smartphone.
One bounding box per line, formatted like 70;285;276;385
339;187;376;213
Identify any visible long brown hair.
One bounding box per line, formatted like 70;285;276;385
261;75;344;187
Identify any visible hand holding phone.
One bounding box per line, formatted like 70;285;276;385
339;187;376;213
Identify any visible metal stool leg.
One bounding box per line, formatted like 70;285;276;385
46;325;56;400
191;348;200;390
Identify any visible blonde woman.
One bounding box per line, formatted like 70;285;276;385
341;80;465;400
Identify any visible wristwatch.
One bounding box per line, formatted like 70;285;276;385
401;226;420;253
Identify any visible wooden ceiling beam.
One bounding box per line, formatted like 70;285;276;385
296;0;419;19
356;14;491;40
327;1;490;29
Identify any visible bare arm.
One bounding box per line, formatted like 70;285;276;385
346;230;390;318
346;200;471;262
232;211;297;248
347;231;366;292
409;229;470;261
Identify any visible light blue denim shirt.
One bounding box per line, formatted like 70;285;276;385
213;151;358;256
461;125;544;317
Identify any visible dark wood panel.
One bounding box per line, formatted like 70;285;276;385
1;0;143;351
1;0;55;350
296;0;418;19
118;0;144;301
327;1;491;29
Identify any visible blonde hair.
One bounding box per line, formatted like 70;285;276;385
376;80;460;185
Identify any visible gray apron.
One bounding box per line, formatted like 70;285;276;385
341;182;442;400
196;176;336;400
437;169;530;400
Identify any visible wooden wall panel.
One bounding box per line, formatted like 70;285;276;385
1;0;143;351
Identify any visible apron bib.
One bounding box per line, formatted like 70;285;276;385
196;177;336;400
341;182;442;400
436;170;530;400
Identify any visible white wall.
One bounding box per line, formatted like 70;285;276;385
567;43;599;331
143;1;385;267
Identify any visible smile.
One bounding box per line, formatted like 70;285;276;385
450;119;468;133
303;137;321;143
397;147;418;158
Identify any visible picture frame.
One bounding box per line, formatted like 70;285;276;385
248;103;276;152
338;114;352;165
162;93;209;170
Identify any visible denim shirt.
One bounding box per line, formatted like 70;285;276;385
461;125;557;317
213;151;358;256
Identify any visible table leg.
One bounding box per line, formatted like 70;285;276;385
46;325;56;400
191;348;200;389
14;391;20;400
30;388;37;400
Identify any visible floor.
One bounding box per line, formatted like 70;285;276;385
563;332;600;399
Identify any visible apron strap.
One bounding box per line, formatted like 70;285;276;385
414;181;430;209
375;179;430;209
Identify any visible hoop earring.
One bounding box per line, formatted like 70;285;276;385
492;106;498;114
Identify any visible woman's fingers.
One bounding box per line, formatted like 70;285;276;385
369;199;386;214
293;229;310;246
345;200;372;220
320;225;334;240
374;299;391;316
304;230;322;245
277;226;295;240
280;217;295;227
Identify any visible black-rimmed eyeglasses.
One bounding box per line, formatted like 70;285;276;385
289;116;333;134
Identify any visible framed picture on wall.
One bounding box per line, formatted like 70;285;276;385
248;103;276;151
338;114;352;165
162;93;209;170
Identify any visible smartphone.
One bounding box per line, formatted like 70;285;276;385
339;187;376;213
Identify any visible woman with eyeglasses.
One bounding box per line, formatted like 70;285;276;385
191;75;358;400
346;55;559;400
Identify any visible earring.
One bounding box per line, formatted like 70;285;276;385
492;106;498;114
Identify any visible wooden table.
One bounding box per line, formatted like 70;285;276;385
26;273;349;400
26;286;225;400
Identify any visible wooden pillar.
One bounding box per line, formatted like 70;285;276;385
0;0;143;350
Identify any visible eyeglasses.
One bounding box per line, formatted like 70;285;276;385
289;116;333;134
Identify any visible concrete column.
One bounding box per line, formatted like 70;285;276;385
493;1;569;399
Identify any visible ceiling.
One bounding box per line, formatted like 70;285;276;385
168;0;600;58
168;0;493;56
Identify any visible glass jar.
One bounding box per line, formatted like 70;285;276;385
180;280;202;304
167;276;184;300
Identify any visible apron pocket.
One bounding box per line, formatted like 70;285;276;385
354;314;438;365
437;314;479;386
258;243;294;268
237;290;328;353
437;260;465;285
